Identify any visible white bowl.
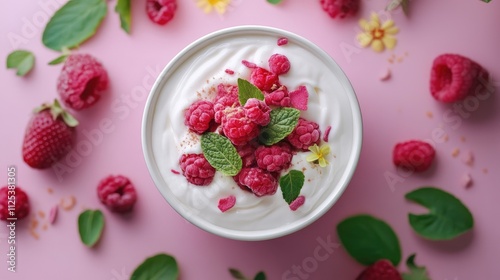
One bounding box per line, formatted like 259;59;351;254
142;26;362;241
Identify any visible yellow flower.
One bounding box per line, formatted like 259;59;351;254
197;0;231;15
306;144;331;167
357;13;399;52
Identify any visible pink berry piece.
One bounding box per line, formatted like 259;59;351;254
289;195;305;211
320;0;360;19
238;168;278;197
461;150;474;166
393;140;435;172
0;186;30;221
221;107;260;146
255;143;293;173
49;205;58;224
218;195;236;212
214;83;239;123
171;169;180;175
146;0;177;25
225;69;235;75
265;86;290;107
57;54;109;110
277;37;289;46
97;175;138;213
430;54;489;103
179;154;216;186
379;68;391;81
244;98;271;126
250;67;279;92
461;173;473;188
184;100;215;134
323;125;332;142
242;60;257;69
289;86;309;111
268;54;291;75
287;118;321;151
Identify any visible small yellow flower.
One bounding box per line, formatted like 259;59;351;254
357;13;399;52
197;0;231;15
306;144;331;167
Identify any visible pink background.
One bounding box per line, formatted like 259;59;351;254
1;0;499;279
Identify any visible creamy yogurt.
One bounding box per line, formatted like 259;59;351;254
148;29;359;235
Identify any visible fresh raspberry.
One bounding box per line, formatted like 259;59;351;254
393;140;435;172
218;195;236;212
146;0;177;25
57;54;108;110
214;83;240;123
268;54;291;75
22;100;77;169
179;154;216;186
237;168;278;197
184;100;215;134
255;143;293;173
244;98;271;126
0;186;30;221
430;54;489;103
97;175;138;213
250;67;279;92
320;0;360;19
265;86;291;107
287;118;321;150
221;107;260;146
356;259;402;280
236;141;258;167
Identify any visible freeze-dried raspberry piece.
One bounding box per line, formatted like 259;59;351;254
57;54;109;110
255;143;293;173
0;186;30;221
268;54;291;75
265;86;291;107
277;37;289;46
250;67;279;92
287;118;321;150
289;196;305;211
237;168;278;197
218;195;236;212
179;154;216;186
146;0;177;25
214;83;240;123
244;98;271;126
221;107;260;146
97;175;138;213
393;140;435;172
289;86;309;110
184;100;215;134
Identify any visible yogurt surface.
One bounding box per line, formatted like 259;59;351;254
149;30;358;234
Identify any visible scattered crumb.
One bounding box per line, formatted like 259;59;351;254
60;195;77;211
379;68;391;81
461;173;473;188
460;136;466;143
313;86;321;94
426;111;433;118
225;69;234;75
461;151;474;166
404;51;409;56
443;134;449;142
42;224;48;231
47;188;54;194
483;168;489;174
307;179;311;182
171;169;180;175
451;148;460;157
397;56;404;63
38;211;45;219
302;167;307;172
387;58;394;64
277;37;289;46
323;125;332;142
30;218;39;229
29;230;40;240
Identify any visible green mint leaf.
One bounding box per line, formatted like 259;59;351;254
279;170;305;204
258;108;300;145
7;50;35;76
48;54;68;65
405;187;474;240
131;254;179;280
229;268;247;280
42;0;108;51
267;0;283;4
482;0;492;3
115;0;131;34
337;215;401;266
238;78;264;106
386;0;403;11
78;209;104;247
402;254;431;280
254;271;266;280
201;133;242;176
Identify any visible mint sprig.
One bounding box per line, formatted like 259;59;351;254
115;0;131;34
279;170;305;204
229;268;266;280
131;254;179;280
238;78;264;106
267;0;283;4
405;187;474;240
402;254;431;280
201;133;242;176
78;209;104;247
6;50;35;76
258;108;300;145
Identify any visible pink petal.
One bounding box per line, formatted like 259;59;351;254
379;68;391;81
242;60;257;69
218;195;236;212
461;173;473;188
290;86;309;111
49;205;58;224
171;169;180;175
289;195;305;211
461;151;474;166
277;37;289;46
225;69;235;75
323;125;332;142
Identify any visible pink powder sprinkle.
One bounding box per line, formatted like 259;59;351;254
225;69;235;75
277;37;289;46
242;60;257;69
323;125;332;142
461;151;474;166
218;195;236;212
461;173;473;188
49;205;58;224
171;169;180;175
289;195;305;211
289;86;309;111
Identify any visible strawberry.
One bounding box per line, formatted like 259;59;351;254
22;99;78;169
357;260;402;280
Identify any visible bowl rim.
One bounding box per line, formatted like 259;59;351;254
142;25;363;241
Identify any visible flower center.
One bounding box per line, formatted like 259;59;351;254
207;0;221;5
372;28;384;39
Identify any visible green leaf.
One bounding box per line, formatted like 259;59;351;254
131;254;179;280
254;271;266;280
6;50;35;76
279;170;305;204
267;0;283;4
42;0;108;51
402;254;431;280
337;215;401;266
229;268;246;280
401;0;410;15
482;0;491;3
115;0;131;34
405;187;474;240
238;78;264;106
78;209;104;247
258;108;300;145
48;54;68;65
201;133;242;176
